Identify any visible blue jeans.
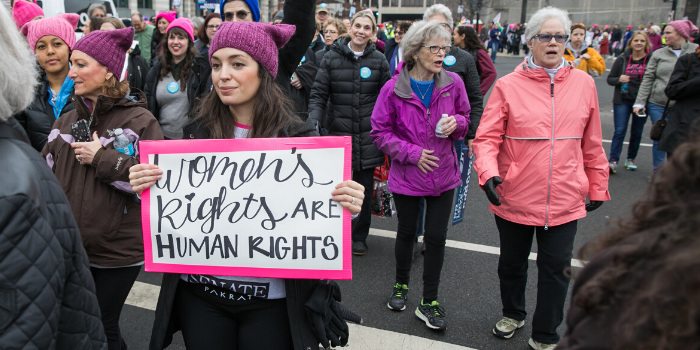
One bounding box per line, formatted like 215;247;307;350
646;102;667;169
609;99;647;162
490;40;498;62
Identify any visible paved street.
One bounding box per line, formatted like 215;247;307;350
119;55;655;350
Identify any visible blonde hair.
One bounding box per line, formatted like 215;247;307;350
323;18;347;36
100;75;130;99
102;17;126;30
626;31;652;52
350;11;377;33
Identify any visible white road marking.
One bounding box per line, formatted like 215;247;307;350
602;139;653;147
124;281;479;350
369;228;585;268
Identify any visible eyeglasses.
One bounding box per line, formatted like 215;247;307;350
323;30;337;35
422;45;451;54
438;22;451;30
207;24;220;30
395;31;405;36
534;34;569;43
224;10;251;21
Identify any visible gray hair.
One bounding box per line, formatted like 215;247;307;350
523;6;571;43
650;25;661;34
401;20;453;69
88;3;106;18
131;11;143;21
0;5;38;121
191;16;205;31
423;4;453;29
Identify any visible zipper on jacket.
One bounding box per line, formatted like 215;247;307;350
545;78;555;230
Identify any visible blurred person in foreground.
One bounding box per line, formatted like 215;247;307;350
473;6;610;350
0;4;107;349
557;119;700;350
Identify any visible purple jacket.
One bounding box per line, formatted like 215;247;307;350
371;62;470;197
649;33;663;52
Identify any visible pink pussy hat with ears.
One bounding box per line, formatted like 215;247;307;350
155;11;177;25
12;0;44;29
73;27;134;78
21;14;80;52
165;17;195;41
208;22;295;78
668;20;699;39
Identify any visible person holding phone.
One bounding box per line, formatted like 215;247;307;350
606;31;653;173
41;27;164;350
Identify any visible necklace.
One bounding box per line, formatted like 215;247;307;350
412;79;433;100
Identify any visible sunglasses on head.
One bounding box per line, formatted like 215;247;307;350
534;34;569;43
224;10;251;21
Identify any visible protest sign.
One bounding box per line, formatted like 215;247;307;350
139;136;352;280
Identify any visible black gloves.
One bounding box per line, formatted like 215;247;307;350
483;176;503;206
305;280;362;350
585;200;603;212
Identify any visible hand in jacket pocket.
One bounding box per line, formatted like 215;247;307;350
418;149;439;174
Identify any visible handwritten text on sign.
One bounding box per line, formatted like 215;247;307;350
139;137;352;279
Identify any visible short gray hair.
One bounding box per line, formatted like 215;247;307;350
191;16;205;31
0;5;38;120
131;11;143;21
524;6;571;43
88;3;106;18
650;25;661;34
401;20;453;69
423;4;453;28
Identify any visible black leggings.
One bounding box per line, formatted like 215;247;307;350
393;190;454;302
176;282;293;350
90;265;142;350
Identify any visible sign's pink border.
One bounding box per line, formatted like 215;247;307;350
139;136;353;280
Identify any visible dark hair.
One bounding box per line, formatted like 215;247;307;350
88;17;104;33
571;23;586;33
396;21;412;34
158;27;197;91
456;26;486;50
102;17;126;30
192;64;302;139
197;13;221;45
574;122;700;350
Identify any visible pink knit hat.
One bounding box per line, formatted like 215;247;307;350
73;27;134;77
154;11;177;26
209;22;295;78
668;20;699;39
12;0;44;29
166;17;194;41
20;14;79;52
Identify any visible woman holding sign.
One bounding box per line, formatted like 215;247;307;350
129;21;365;350
371;20;471;331
308;10;391;256
40;27;164;350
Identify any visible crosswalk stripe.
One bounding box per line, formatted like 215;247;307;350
124;281;479;349
602;139;653;147
369;228;585;268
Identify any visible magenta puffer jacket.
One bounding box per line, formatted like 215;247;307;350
371;62;470;197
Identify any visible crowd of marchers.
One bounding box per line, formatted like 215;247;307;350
2;0;700;350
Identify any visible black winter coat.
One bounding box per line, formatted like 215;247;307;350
309;37;391;171
660;52;700;153
151;117;324;350
144;53;211;122
128;45;151;91
0;118;107;350
14;75;75;151
384;38;398;64
445;46;484;140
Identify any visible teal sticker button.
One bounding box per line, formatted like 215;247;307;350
167;81;180;93
444;55;456;66
360;67;371;79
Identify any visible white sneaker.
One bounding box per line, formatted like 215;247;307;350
529;338;557;350
492;317;524;339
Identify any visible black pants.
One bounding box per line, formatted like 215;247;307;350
90;265;142;350
176;282;293;350
494;215;577;344
393;190;454;302
352;168;375;243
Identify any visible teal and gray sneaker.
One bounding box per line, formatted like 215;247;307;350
387;283;408;311
609;160;617;174
493;317;525;339
528;338;558;350
415;299;447;330
625;159;638;171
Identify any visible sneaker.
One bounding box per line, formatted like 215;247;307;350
415;300;447;330
625;159;637;171
352;241;367;256
609;161;617;174
528;338;557;350
492;317;525;339
387;283;408;311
